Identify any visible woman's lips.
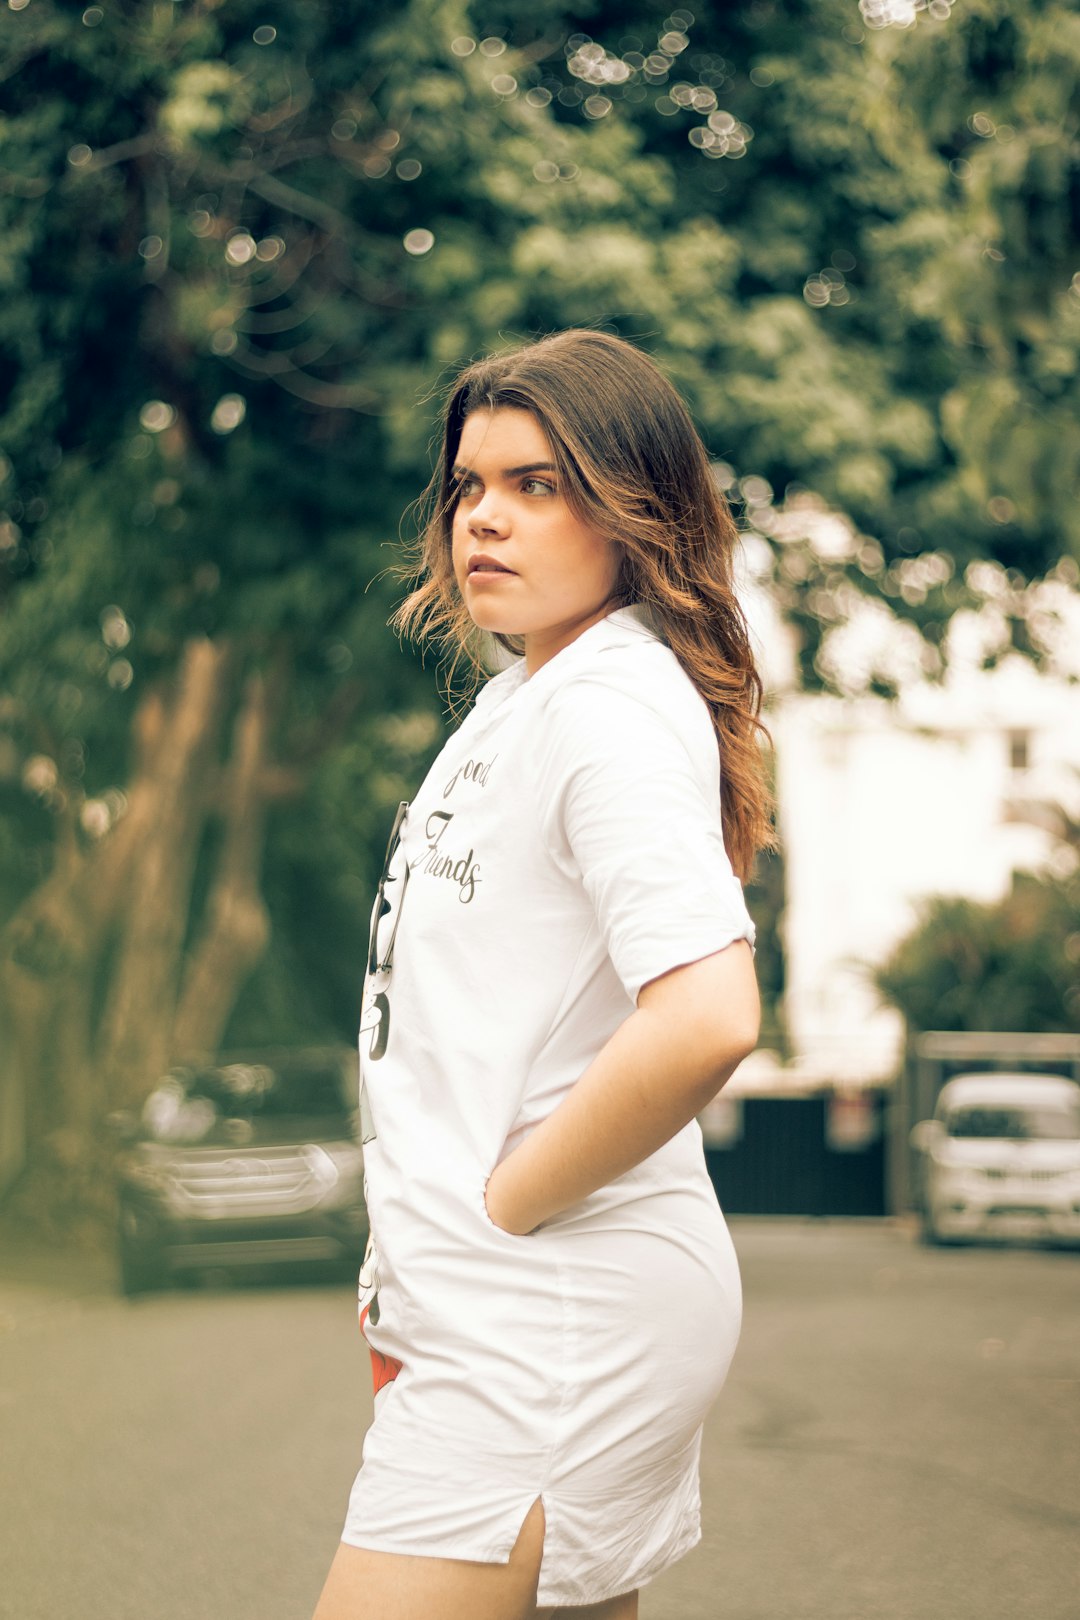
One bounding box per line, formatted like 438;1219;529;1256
467;555;516;576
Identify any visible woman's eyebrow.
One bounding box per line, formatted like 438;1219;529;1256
451;461;557;479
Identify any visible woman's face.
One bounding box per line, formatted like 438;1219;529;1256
451;408;621;673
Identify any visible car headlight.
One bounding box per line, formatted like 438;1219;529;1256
125;1161;174;1195
317;1142;364;1178
308;1143;364;1205
931;1160;981;1191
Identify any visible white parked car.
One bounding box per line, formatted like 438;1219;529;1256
910;1072;1080;1246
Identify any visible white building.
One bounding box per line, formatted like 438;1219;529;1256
772;663;1080;1084
726;501;1080;1094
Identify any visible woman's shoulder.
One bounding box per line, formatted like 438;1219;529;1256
532;619;718;780
539;615;709;727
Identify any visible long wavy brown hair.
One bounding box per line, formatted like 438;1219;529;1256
393;329;773;878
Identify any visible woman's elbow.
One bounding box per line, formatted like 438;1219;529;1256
702;953;760;1087
726;1008;760;1067
688;991;762;1099
640;940;760;1091
701;1004;758;1090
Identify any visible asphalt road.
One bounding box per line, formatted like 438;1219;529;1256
1;1220;1077;1620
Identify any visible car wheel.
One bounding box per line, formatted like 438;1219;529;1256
117;1203;165;1297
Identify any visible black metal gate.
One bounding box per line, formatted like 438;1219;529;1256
703;1093;888;1217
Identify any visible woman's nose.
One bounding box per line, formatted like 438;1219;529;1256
468;489;509;536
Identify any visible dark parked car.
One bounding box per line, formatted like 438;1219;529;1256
113;1047;367;1295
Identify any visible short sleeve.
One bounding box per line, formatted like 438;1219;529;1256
532;674;756;1003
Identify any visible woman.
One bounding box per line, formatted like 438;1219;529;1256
313;329;770;1620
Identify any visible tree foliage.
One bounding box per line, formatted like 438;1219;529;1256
874;872;1080;1035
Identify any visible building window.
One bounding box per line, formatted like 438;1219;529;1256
1008;729;1030;772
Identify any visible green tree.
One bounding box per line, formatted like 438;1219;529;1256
467;0;1080;686
1;0;705;1216
874;873;1080;1035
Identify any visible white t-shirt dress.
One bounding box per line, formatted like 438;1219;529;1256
340;605;755;1608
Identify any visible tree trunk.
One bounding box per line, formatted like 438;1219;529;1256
0;682;175;1222
0;636;297;1233
95;636;234;1106
171;668;273;1059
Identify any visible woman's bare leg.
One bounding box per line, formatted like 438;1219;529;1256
311;1498;546;1620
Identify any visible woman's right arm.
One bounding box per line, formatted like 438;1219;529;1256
485;940;759;1235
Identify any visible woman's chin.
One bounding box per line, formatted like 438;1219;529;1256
464;603;525;636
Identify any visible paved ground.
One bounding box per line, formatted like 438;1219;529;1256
0;1219;1077;1620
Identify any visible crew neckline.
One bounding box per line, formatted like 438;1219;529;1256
522;603;660;679
472;604;661;714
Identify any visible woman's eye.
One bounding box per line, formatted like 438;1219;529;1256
522;477;556;496
454;475;479;498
